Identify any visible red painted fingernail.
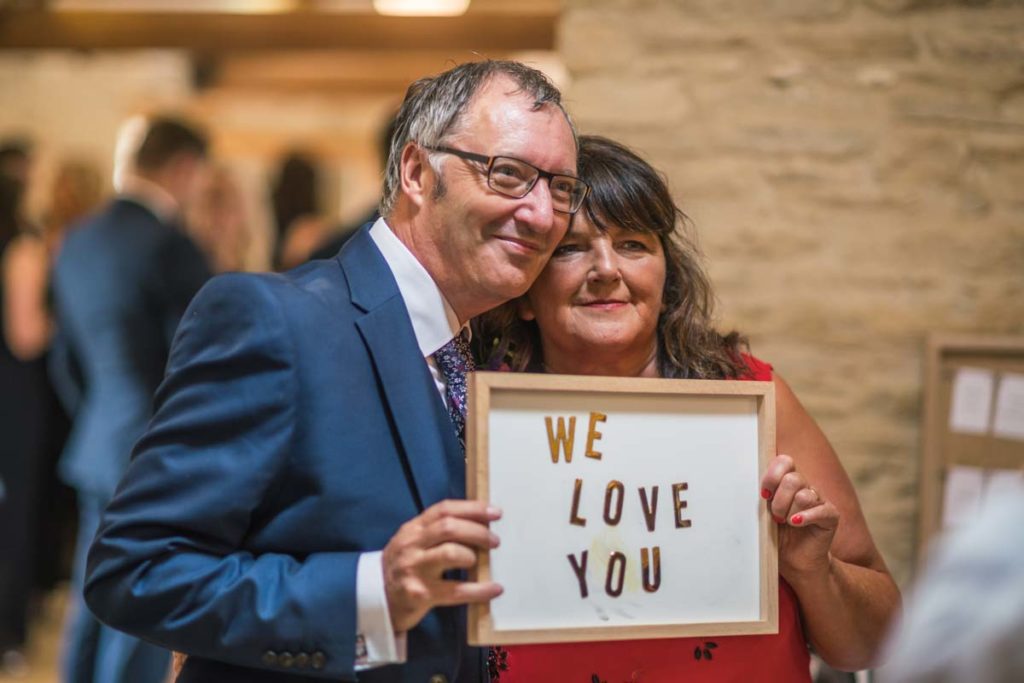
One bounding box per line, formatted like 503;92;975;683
760;488;772;500
791;514;804;525
772;514;785;524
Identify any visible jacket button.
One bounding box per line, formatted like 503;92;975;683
261;650;277;666
277;651;294;668
310;651;327;670
295;652;310;668
429;675;449;683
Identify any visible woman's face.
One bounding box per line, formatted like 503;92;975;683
520;212;667;373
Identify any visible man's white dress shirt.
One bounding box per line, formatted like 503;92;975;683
354;217;467;668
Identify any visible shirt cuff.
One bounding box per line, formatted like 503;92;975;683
355;551;407;670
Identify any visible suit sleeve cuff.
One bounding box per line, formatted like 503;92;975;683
354;551;407;670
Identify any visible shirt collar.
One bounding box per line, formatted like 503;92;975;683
369;217;465;358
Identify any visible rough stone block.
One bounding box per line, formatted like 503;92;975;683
558;9;641;72
670;0;853;22
781;26;919;60
570;73;694;126
927;27;1024;63
725;124;872;158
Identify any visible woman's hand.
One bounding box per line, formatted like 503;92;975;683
761;453;840;579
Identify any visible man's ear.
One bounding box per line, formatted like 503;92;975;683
517;295;536;321
399;142;429;208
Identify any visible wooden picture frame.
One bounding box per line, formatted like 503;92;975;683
918;334;1024;563
466;372;778;645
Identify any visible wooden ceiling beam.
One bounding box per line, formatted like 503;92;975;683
0;10;556;51
206;49;517;95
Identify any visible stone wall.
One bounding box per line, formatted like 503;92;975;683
561;0;1024;583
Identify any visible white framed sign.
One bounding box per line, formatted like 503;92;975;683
466;372;778;645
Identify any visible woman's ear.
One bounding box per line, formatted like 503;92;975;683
517;296;536;321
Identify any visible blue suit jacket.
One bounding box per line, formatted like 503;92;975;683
84;227;483;682
51;198;211;499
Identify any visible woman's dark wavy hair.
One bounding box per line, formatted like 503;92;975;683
474;135;747;379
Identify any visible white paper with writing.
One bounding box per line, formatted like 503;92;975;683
486;391;762;630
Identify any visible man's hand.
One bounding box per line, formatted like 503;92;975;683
382;499;503;633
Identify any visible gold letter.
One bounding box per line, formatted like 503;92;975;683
545;416;576;463
639;485;659;532
672;482;691;528
641;546;661;593
569;478;587;527
585;412;607;459
605;551;626;597
603;480;624;526
568;551;589;599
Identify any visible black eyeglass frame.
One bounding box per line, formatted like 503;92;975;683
425;144;589;215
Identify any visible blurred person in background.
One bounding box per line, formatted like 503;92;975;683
0;140;32;185
309;113;399;261
34;160;106;604
880;491;1024;683
111;114;150;194
6;159;105;361
0;161;44;678
270;149;330;270
185;165;251;273
50;115;212;683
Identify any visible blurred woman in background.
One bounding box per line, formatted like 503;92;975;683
1;157;102;675
186;165;250;273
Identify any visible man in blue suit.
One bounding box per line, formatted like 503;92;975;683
84;61;585;682
51;116;212;682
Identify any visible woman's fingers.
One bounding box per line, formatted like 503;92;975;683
770;470;808;522
788;500;839;530
761;453;837;529
760;453;795;495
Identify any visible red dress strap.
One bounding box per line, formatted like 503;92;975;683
738;353;773;382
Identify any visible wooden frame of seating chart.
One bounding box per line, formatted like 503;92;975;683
918;334;1024;563
465;371;778;645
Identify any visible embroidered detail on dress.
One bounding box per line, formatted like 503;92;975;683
488;646;509;681
693;641;718;661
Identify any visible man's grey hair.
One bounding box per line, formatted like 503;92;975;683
379;59;577;217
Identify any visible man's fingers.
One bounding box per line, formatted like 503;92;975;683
421;499;502;525
420;542;479;573
431;579;504;607
421;515;499;550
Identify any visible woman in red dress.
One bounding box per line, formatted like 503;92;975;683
475;136;901;682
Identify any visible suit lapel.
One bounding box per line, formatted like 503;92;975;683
342;229;465;508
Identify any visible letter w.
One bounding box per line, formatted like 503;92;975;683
545;416;576;463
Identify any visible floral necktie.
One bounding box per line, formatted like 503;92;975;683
433;329;475;450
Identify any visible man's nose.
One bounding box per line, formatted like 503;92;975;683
513;177;557;234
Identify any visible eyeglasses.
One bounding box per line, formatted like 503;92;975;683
425;145;589;215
